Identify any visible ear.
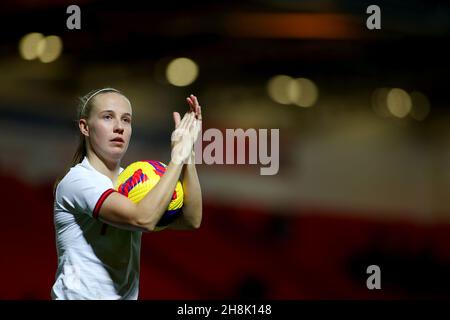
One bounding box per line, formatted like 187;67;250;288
79;119;89;137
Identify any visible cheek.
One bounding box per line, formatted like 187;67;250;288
91;123;110;141
125;126;132;140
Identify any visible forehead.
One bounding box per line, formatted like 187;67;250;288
91;92;132;114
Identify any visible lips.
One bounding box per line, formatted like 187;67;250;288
111;137;124;143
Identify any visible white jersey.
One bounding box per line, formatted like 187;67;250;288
51;157;141;300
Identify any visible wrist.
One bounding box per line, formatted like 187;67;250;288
186;150;196;165
169;158;185;167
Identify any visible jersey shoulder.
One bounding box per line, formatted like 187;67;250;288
56;162;111;198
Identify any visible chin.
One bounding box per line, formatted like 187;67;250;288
111;151;126;160
106;149;127;162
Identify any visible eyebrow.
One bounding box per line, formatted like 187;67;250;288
100;110;132;117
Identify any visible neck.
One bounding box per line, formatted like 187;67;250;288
86;149;121;183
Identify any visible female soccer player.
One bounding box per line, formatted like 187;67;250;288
51;88;203;300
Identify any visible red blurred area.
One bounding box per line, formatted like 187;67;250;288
224;13;362;39
1;170;450;300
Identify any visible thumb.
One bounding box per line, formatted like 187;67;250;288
173;112;181;128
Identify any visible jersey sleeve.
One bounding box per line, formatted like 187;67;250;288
56;171;117;219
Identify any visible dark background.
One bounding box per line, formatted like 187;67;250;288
1;0;450;299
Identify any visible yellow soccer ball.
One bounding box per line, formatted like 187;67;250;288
115;160;184;231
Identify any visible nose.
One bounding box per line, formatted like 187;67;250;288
113;119;124;134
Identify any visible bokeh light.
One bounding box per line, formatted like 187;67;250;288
38;35;63;63
290;78;318;107
267;75;293;104
18;32;44;60
386;88;412;118
166;57;199;86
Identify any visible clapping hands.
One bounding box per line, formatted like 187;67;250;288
171;94;202;164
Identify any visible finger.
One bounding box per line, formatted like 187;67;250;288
196;105;202;120
193;118;201;138
189;95;196;109
186;97;194;113
185;112;195;133
192;118;202;143
173;112;181;128
192;95;199;108
180;112;193;130
192;95;200;118
192;95;198;106
178;112;190;130
188;111;196;127
189;95;197;108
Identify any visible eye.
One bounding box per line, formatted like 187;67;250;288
122;117;131;123
103;114;112;120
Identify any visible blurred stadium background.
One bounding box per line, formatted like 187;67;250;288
1;0;450;299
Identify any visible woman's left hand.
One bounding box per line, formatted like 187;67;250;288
186;94;202;145
186;94;202;121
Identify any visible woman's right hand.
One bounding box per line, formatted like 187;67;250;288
171;111;196;164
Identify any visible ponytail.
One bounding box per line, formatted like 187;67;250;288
71;134;87;167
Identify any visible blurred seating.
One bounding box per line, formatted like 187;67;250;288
1;171;450;299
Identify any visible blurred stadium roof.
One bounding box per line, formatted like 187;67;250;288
0;0;449;109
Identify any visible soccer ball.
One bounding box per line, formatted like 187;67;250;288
115;160;184;231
